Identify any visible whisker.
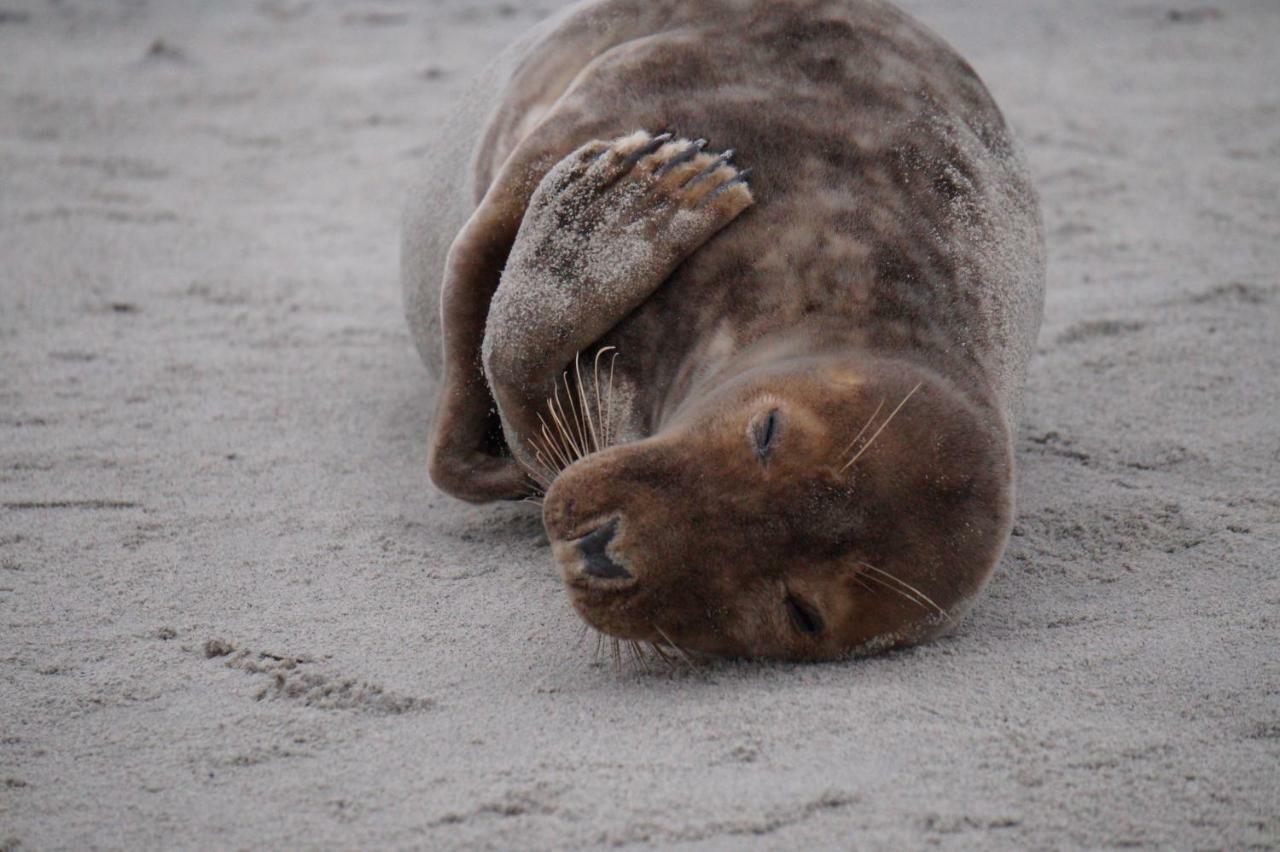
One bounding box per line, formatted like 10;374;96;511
528;447;559;489
524;460;550;488
517;349;623;490
549;384;585;461
526;440;559;482
647;641;677;670
605;351;619;448
551;379;581;461
629;640;654;673
859;571;917;609
860;562;949;620
654;626;696;668
574;353;601;454
593;346;617;451
593;348;606;440
837;398;885;464
519;461;548;501
561;369;590;460
536;416;573;472
840;381;923;472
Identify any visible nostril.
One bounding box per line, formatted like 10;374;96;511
576;518;630;580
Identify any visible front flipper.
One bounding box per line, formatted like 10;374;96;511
483;130;754;458
427;165;533;504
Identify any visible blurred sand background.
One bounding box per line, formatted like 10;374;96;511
1;0;1277;848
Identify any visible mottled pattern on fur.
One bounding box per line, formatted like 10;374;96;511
405;0;1044;451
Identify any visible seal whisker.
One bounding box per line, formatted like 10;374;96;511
565;365;588;457
536;415;573;473
646;640;678;670
860;562;949;620
568;367;592;455
528;446;559;487
558;372;589;461
528;458;551;486
654;625;696;668
549;383;586;462
840;381;923;472
552;380;581;461
545;393;573;462
860;568;924;610
836;398;885;464
527;438;560;484
524;463;547;492
591;347;611;452
521;349;624;491
859;571;922;611
574;352;602;454
851;575;876;595
591;346;618;451
628;640;654;673
522;449;553;492
605;350;619;448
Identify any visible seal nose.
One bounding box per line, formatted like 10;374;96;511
576;518;630;580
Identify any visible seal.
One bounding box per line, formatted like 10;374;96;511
402;0;1045;661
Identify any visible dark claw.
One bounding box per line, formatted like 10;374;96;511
698;171;752;206
654;139;708;176
627;132;674;163
682;149;736;187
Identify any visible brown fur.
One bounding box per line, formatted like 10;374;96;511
401;0;1044;659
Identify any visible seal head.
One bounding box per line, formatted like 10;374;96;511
543;352;1012;661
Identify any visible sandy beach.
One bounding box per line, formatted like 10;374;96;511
2;0;1277;848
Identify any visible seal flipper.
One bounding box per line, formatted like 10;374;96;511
427;168;537;503
483;131;754;463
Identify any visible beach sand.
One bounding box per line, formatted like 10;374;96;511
1;0;1277;847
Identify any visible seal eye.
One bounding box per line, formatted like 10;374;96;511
785;594;824;636
751;408;781;463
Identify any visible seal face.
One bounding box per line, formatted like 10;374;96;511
401;0;1045;661
541;354;1012;661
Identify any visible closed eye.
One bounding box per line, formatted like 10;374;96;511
751;408;781;463
785;594;824;636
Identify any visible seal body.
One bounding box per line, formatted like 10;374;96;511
403;0;1045;660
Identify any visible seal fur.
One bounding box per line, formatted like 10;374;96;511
402;0;1045;660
